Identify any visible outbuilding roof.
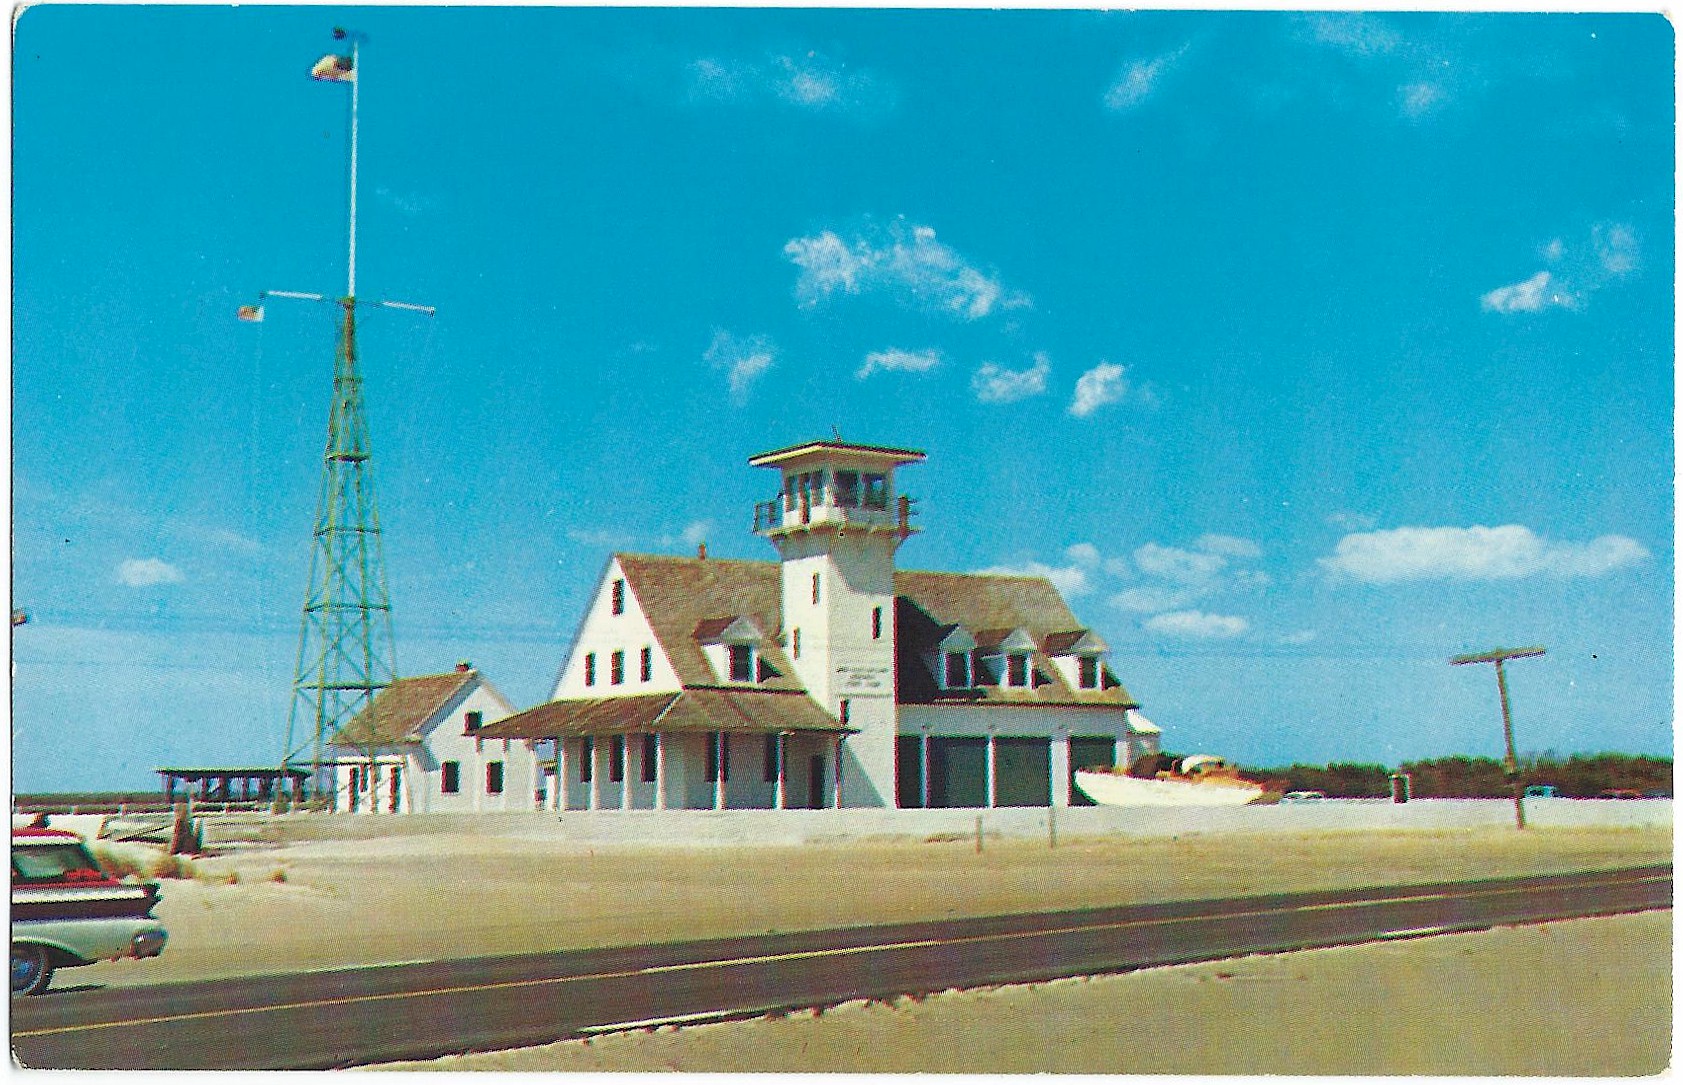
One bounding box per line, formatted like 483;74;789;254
475;687;849;740
330;670;479;749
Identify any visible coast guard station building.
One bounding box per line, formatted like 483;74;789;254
457;439;1161;812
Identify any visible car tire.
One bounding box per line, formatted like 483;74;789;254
11;943;53;996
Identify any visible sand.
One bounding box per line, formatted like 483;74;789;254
61;822;1671;1074
367;912;1671;1075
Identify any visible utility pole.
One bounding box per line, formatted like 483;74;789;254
242;29;433;806
1450;646;1546;829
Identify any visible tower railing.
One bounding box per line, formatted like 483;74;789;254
753;492;919;535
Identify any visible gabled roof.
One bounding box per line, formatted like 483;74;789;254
693;615;764;645
616;554;803;691
1043;629;1108;655
330;670;477;749
476;687;848;740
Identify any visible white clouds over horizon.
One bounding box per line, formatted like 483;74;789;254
1145;610;1250;639
857;347;940;380
1069;362;1128;417
1110;536;1268;634
978;541;1103;599
973;352;1051;404
1321;525;1649;584
117;557;184;588
703;329;776;403
783;220;1029;321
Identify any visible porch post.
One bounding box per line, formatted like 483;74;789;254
1115;735;1129;773
588;738;601;811
1051;730;1072;808
774;733;787;810
655;733;668;810
920;730;931;808
556;739;569;812
713;733;726;811
832;735;844;809
620;737;631;811
985;731;997;809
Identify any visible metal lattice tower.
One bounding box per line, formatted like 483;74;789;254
245;30;431;803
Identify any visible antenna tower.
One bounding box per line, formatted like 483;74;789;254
244;30;434;804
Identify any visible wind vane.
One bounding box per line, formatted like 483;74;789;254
240;29;434;807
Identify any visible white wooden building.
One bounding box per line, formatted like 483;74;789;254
476;439;1160;810
327;664;526;813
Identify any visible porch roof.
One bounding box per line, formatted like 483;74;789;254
476;688;850;740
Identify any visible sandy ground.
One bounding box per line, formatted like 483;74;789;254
367;911;1672;1075
52;822;1672;1074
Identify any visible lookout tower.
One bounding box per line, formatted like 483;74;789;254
750;440;923;805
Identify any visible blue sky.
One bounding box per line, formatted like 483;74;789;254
12;8;1673;791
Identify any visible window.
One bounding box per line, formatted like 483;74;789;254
640;646;653;682
580;737;594;783
486;761;504;795
705;732;729;782
1078;656;1099;689
610;735;625;782
839;699;850;725
863;473;888;509
584;652;596;687
441;761;460;794
872;606;883;640
1007;653;1029;687
945;652;970;688
611;578;625;615
642;734;658;782
728;643;754;682
784;474;798;511
812;573;821;606
792;628;801;659
465;711;483;731
764;733;780;782
611;650;625;686
833;470;860;507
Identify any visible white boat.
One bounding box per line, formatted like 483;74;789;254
1073;754;1264;807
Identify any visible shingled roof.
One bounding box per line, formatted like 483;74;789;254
475;688;848;740
604;554;1133;710
330;670;478;749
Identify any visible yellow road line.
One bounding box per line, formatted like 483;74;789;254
14;873;1666;1040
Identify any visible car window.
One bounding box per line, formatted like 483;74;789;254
12;844;102;883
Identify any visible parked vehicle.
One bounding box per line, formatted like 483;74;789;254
1280;790;1327;803
1523;784;1558;798
11;827;167;995
1597;788;1643;800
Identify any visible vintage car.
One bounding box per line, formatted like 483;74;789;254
11;826;167;995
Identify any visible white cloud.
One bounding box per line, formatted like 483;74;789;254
1279;629;1318;646
117;558;184;588
973;353;1050;404
1480;270;1577;314
681;521;712;548
1193;533;1262;560
1594;223;1639;276
1145;610;1249;639
1103;47;1186;111
1069;362;1129;417
1398;81;1445;119
857;348;940;380
1326;511;1378;532
1320;525;1649;584
1483;225;1640;314
1066;542;1101;568
703;330;776;403
784;220;1028;321
978;559;1091;599
1133;542;1227;585
1110;585;1199;614
1307;13;1400;57
688;52;891;116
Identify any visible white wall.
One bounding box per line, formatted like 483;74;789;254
552;558;683;701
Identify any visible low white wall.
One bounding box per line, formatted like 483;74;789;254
216;798;1671;848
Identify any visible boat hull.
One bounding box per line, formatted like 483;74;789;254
1074;770;1263;807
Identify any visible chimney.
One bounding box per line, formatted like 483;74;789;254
698;542;707;560
455;661;472;673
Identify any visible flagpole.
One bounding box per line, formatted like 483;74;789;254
347;35;359;300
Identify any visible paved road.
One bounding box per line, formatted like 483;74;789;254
12;865;1670;1070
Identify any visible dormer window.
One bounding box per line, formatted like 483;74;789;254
1078;655;1099;689
1006;653;1030;687
945;652;971;688
728;643;754;682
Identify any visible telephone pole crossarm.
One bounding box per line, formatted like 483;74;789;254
1449;644;1547;830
